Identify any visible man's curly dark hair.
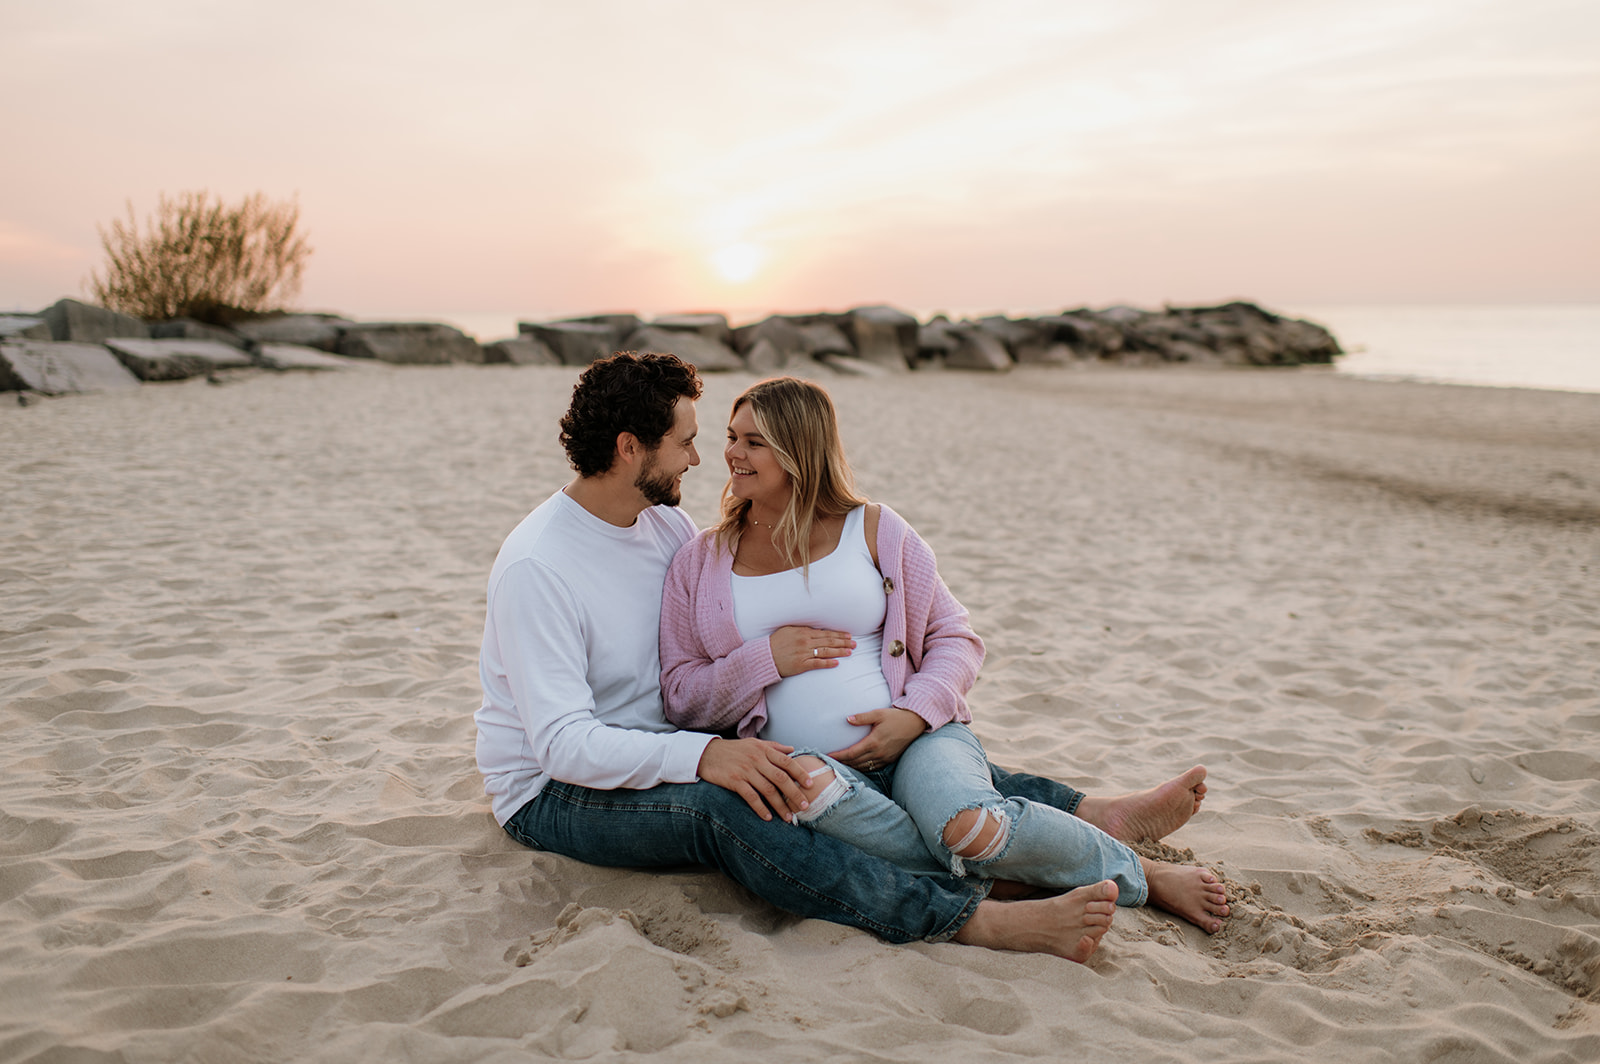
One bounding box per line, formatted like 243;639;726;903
559;351;703;477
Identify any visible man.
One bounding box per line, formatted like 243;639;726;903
476;351;1205;959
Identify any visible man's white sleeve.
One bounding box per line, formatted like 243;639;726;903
492;559;713;789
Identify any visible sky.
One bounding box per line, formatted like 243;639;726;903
3;0;1597;324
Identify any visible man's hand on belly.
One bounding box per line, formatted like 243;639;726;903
697;737;813;822
830;708;929;770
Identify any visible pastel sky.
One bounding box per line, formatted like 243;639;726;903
3;0;1597;323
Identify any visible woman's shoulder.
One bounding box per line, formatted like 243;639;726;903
868;501;912;538
670;525;733;570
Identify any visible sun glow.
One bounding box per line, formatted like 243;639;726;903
711;242;764;284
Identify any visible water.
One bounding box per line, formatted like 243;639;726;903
1292;304;1600;395
407;305;1600;397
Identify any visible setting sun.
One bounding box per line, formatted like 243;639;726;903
711;242;764;284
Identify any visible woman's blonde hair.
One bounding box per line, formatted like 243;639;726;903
714;376;868;572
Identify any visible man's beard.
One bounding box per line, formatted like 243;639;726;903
636;453;681;507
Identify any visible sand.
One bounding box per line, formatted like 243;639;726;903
1;363;1597;1063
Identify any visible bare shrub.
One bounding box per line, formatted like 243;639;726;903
88;190;312;322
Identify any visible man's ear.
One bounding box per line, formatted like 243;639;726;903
615;431;641;467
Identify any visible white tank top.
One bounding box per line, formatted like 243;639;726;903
731;506;889;753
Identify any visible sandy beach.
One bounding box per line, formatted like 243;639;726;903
1;362;1597;1063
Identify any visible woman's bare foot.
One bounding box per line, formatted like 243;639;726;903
953;880;1118;962
1140;859;1230;934
1075;766;1207;843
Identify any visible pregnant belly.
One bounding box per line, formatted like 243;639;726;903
759;657;890;754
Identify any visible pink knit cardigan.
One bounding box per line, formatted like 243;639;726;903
659;504;984;737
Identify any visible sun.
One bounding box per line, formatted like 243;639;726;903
711;242;764;284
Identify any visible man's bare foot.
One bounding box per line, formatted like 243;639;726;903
1141;859;1230;934
1075;766;1207;843
952;880;1118;962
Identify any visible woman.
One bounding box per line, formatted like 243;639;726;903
660;377;1229;934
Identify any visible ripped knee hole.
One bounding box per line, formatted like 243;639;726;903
942;808;1011;861
792;755;835;802
792;756;849;824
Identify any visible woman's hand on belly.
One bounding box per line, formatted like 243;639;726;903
828;707;929;769
770;625;856;678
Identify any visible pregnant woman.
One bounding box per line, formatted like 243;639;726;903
659;376;1230;935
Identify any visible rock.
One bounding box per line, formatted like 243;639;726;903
1162;303;1342;366
732;316;809;366
1095;305;1147;326
743;337;785;374
234;314;348;352
1275;315;1341;364
944;325;1012;372
337;322;482;364
149;318;248;348
1039;313;1122;358
105;338;255;381
793;320;854;359
0;340;142;394
254;343;372;372
976;317;1073;365
817;353;894;377
839;305;915;372
0;315;52;341
39;298;150;342
622;325;743;372
519;320;617;366
974;315;1034;355
1013;339;1075;365
649;312;732;347
917;317;961;363
483;336;561;366
557;314;643;354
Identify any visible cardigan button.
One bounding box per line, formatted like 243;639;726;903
888;640;906;657
882;577;895;594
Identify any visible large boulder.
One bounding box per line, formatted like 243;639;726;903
1183;302;1341;365
1273;315;1342;364
482;336;561;366
556;314;642;354
149;318;248;348
732;316;809;367
40;298;149;343
623;326;743;372
793;320;854;359
519;320;616;366
916;316;960;364
742;337;785;374
0;341;141;394
973;316;1071;366
1039;313;1122;359
254;343;373;372
817;353;895;377
0;315;52;341
105;338;255;381
944;325;1012;372
234;314;347;352
649;312;732;347
838;305;915;372
337;322;481;364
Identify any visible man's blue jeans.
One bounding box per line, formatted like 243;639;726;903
502;761;1086;943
